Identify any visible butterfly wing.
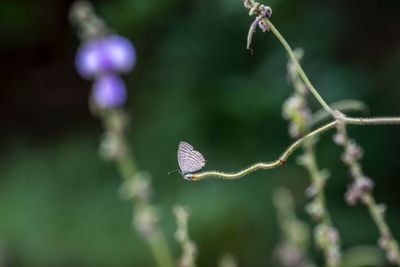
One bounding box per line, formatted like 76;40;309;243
178;141;206;174
178;141;193;173
184;149;205;172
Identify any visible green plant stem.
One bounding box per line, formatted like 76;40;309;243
243;1;334;116
174;206;198;267
363;194;400;265
343;116;400;125
104;112;175;267
303;144;329;217
187;116;400;181
99;140;174;267
242;2;400;263
273;188;315;267
116;147;137;181
264;19;335;117
148;231;177;267
337;124;400;265
187;121;337;180
116;154;175;267
311;99;367;126
302;141;340;267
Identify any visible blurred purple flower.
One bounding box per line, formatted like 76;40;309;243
76;35;136;79
92;75;127;108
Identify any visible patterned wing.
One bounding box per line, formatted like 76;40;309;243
177;141;206;174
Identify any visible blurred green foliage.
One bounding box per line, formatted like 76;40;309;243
0;0;400;266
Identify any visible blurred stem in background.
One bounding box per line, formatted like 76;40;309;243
70;2;175;267
272;187;315;267
334;119;400;265
218;255;239;267
283;49;341;267
174;206;198;267
104;111;175;267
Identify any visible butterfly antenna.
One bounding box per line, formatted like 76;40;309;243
167;169;179;175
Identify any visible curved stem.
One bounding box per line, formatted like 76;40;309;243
187;121;337;180
263;19;335;117
187;116;400;181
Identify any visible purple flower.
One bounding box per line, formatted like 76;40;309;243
92;75;127;108
75;35;136;79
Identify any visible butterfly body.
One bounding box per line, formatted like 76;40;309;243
177;141;206;177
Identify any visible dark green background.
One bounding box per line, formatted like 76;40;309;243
1;0;400;266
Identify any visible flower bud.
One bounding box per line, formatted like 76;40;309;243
76;35;136;79
92;74;127;108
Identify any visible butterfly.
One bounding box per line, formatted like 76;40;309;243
177;141;206;176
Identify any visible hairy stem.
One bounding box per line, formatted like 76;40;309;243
336;122;400;265
187;116;400;181
311;99;367;126
364;194;400;265
343;116;400;125
264;19;335;117
188;121;337;180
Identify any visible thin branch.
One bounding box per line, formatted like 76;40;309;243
263;18;335;118
186;121;337;181
242;1;335;118
343;116;400;125
335;121;400;265
186;116;400;181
